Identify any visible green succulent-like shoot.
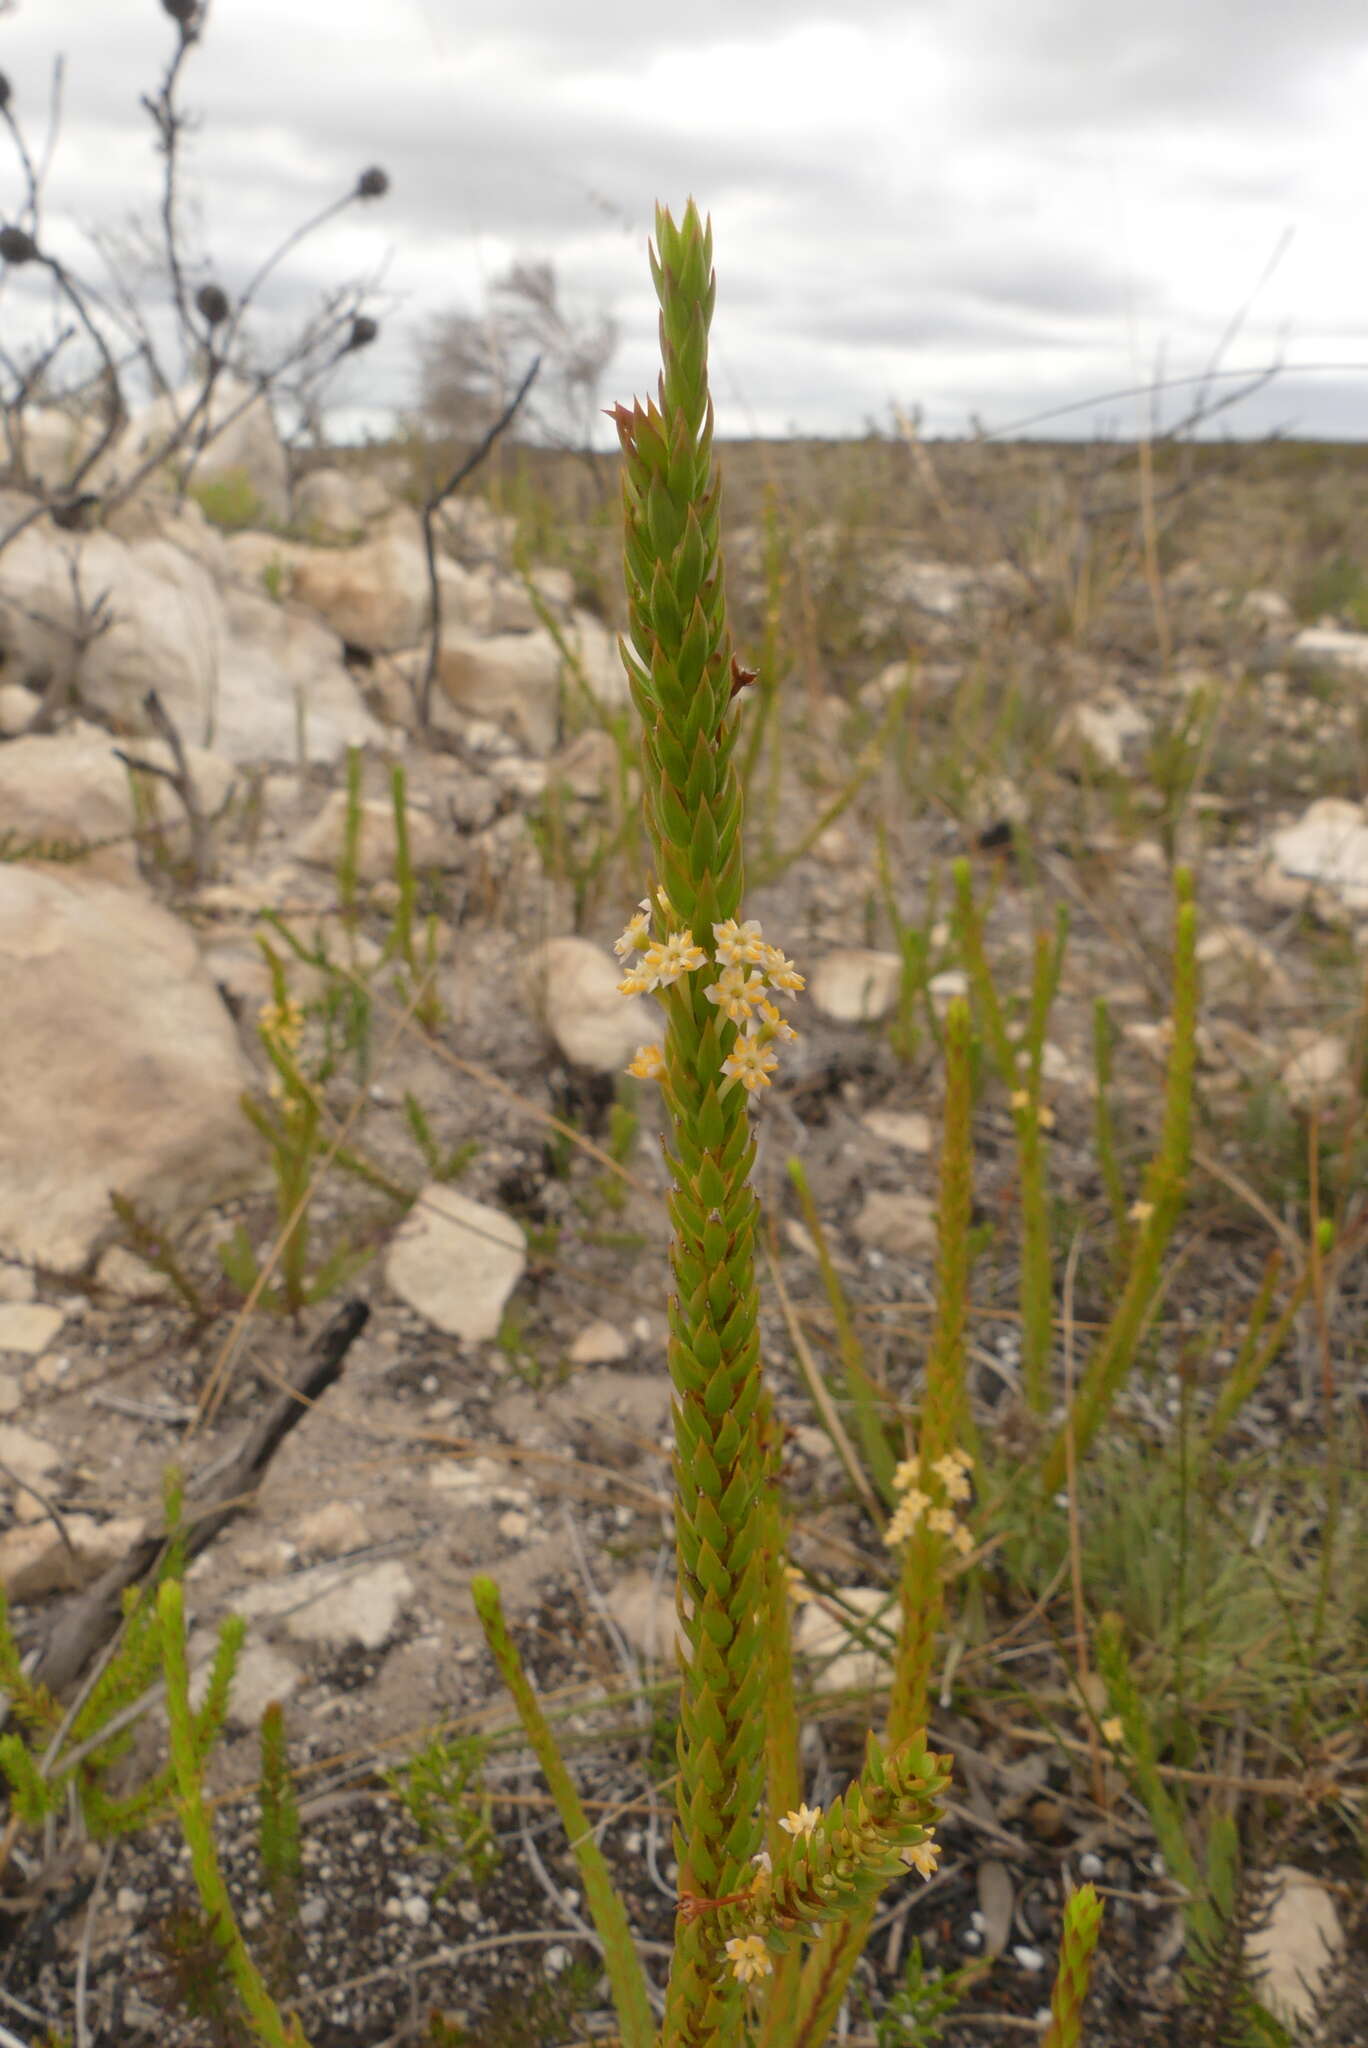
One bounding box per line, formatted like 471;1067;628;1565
1041;1883;1104;2048
611;198;789;2048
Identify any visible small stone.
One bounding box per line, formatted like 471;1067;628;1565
0;1423;61;1490
1280;1031;1347;1109
927;969;969;1013
1027;1796;1065;1841
0;1376;18;1416
568;1319;629;1365
795;1587;892;1693
809;949;902;1024
525;937;652;1073
852;1190;936;1259
115;1888;146;1917
0;1266;35;1305
1267;797;1368;914
497;1509;530;1541
543;1944;571;1977
239;1558;414;1651
862;1109;933;1154
1239;589;1293;628
94;1244;170;1297
292;789;449;882
1078;1851;1104;1880
0;1513;143;1600
1062;693;1150;769
604;1568;688;1664
386;1185;526;1343
0;1304;65;1356
1012;1944;1045;1973
293;1501;369;1557
402;1894;430;1928
1247;1868;1344;2029
977;1860;1015;1959
299;1896;328;1930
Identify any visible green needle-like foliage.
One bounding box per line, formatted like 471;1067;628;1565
610;201;771;2048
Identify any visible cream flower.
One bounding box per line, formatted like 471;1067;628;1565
705;964;767;1022
901;1836;941;1880
932;1453;973;1502
642;930;707;984
614;903;652;958
627;1044;665;1081
754;997;798;1042
722;1038;779;1092
1011;1088;1030;1111
617;965;658;997
1129;1199;1155;1225
713;917;767;967
949;1520;975;1557
726;1934;773;1983
892;1456;922;1492
1101;1716;1125;1747
764;954;805;993
927;1505;957;1537
778;1802;822;1839
883;1488;930;1546
258;998;304;1049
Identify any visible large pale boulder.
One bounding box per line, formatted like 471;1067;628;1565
0;521;225;733
286;510;491;653
433;627;564;752
0;722;235;885
0;524;126;701
293;466;392;538
1;406;101;493
292;789;451;881
0;866;260;1271
213;587;384;764
565;610;633;716
0;517;379;763
97;373;290;527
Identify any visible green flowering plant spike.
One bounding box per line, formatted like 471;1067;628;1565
467;200;1101;2048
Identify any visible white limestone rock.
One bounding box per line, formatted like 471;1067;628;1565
0;866;259;1270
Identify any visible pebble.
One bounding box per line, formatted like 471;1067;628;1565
1012;1944;1045;1973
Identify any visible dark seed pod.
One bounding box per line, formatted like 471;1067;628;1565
345;316;379;351
355;166;389;201
0;225;38;265
195;282;230;327
0;71;12;112
161;0;198;22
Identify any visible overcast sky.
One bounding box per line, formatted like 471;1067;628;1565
3;0;1368;444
